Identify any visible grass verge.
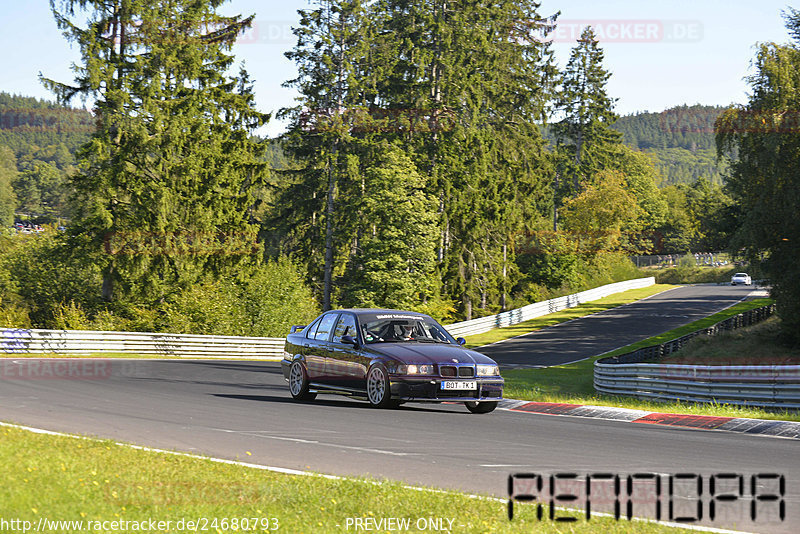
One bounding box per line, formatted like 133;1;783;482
502;297;800;422
0;423;692;533
464;284;678;348
660;316;800;366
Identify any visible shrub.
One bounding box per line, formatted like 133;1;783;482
52;300;90;330
4;232;102;326
237;257;320;337
0;297;31;328
156;257;319;337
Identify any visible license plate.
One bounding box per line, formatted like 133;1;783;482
441;381;477;390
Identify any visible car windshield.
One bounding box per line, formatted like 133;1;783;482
359;313;455;344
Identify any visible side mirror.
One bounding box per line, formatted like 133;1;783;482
341;335;358;347
456;337;467;346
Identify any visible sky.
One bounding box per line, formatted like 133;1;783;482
0;1;795;138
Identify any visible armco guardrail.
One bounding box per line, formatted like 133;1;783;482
593;305;800;409
446;277;655;338
0;329;284;359
0;276;655;359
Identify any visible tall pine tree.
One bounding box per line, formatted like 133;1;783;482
375;0;558;318
43;0;268;304
553;26;621;200
275;0;374;310
277;0;559;319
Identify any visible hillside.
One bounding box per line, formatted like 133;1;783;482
612;105;728;186
2;94;732;221
0;92;92;221
0;92;287;222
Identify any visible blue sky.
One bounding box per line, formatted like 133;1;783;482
0;1;794;137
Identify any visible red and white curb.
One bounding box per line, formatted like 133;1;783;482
498;400;800;440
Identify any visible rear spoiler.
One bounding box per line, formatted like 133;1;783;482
290;325;307;334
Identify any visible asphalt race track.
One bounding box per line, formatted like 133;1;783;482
479;284;758;367
1;284;797;533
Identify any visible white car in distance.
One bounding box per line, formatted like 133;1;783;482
730;272;752;286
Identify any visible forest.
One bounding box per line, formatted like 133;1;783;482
613;105;728;186
0;0;795;343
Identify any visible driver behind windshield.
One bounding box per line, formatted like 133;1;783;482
360;316;453;344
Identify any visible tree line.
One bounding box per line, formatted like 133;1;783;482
268;1;736;320
717;8;800;344
0;0;755;334
612;105;728;187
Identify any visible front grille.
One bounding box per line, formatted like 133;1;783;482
458;366;475;377
439;365;475;377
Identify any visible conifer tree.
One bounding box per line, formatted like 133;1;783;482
375;0;558;318
339;143;438;309
276;0;373;310
42;0;268;303
277;0;559;319
0;146;17;226
553;26;622;196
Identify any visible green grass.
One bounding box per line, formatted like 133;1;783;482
464;284;678;348
502;297;800;422
660;316;800;366
0;423;692;533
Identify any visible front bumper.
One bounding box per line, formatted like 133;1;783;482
389;376;504;402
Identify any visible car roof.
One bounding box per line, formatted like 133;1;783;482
327;308;431;318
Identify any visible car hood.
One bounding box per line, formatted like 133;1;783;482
368;342;497;365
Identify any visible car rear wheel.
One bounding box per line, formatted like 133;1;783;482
289;361;317;401
465;401;498;414
366;365;395;408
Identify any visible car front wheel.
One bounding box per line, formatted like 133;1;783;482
366;365;395;408
465;401;498;414
289;361;317;401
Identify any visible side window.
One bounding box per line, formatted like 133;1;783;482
332;314;357;344
314;313;338;342
304;317;322;339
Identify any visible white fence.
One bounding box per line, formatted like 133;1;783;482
445;277;655;338
594;363;800;409
0;329;285;359
0;277;655;358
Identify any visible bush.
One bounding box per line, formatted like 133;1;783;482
654;265;738;285
157;257;319;337
52;300;90;330
0;297;31;328
0;232;320;337
159;278;249;336
3;232;102;326
511;252;644;308
238;258;320;337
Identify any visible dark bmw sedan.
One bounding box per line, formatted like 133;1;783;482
281;309;504;413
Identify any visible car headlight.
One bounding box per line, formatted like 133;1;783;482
398;364;434;375
476;364;500;376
